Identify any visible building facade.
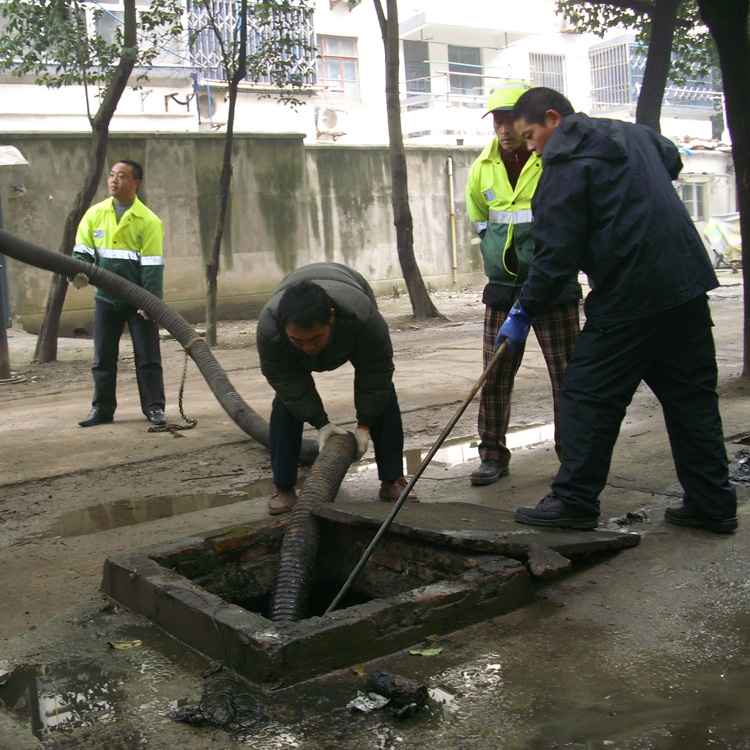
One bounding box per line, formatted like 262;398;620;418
0;0;736;332
0;0;728;147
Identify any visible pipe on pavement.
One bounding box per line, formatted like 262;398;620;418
0;229;318;465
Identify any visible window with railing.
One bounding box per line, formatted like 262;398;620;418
187;0;315;86
316;35;359;102
529;52;566;94
448;45;482;99
590;43;630;106
404;39;431;109
590;39;719;112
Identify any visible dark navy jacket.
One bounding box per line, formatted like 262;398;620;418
518;113;718;326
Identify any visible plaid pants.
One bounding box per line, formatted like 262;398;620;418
477;300;580;464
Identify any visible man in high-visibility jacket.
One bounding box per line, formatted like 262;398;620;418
71;159;167;428
465;81;581;486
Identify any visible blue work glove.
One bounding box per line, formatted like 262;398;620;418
496;301;536;352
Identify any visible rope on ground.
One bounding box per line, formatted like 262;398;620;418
166;603;272;734
148;349;198;437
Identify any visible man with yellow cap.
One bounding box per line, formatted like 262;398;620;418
465;80;581;486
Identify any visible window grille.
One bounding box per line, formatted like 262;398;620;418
590;43;630;106
186;0;315;86
529;52;566;94
590;40;719;111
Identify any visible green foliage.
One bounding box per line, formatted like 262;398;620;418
0;0;183;89
188;0;317;108
556;0;718;85
558;0;642;34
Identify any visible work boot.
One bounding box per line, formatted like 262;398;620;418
515;492;599;530
379;476;419;503
664;504;738;534
268;486;297;515
470;459;509;486
146;408;166;426
78;407;113;427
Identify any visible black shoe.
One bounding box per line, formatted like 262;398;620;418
515;492;599;529
79;407;113;427
470;459;509;486
664;504;738;534
146;408;166;426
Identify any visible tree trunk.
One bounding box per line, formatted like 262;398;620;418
635;0;682;131
374;0;443;320
697;0;750;375
33;0;138;363
204;0;248;347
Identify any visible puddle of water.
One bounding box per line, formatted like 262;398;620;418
0;660;122;738
32;478;275;540
350;422;554;475
31;424;554;541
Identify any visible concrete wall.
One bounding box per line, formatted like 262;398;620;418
0;133;484;334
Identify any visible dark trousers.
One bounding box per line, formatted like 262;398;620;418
91;299;165;418
270;384;405;487
552;294;736;520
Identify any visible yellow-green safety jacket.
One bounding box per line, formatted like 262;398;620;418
466;138;541;288
73;195;164;308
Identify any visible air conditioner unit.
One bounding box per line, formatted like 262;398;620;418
316;106;349;137
197;91;228;124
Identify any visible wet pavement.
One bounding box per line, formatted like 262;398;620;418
1;279;749;748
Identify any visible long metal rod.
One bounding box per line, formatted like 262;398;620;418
324;341;509;615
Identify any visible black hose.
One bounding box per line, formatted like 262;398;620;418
269;431;357;622
0;229;318;464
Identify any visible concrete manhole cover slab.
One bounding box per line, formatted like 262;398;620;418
101;502;639;686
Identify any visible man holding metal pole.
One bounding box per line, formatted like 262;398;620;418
504;87;737;533
466;80;581;486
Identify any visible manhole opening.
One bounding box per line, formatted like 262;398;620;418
102;503;638;685
151;518;496;621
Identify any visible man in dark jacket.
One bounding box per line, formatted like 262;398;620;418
256;262;416;515
500;87;737;533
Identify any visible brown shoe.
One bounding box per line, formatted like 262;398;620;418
268;486;297;515
379;476;419;503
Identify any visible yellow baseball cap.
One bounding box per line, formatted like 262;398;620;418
482;80;532;118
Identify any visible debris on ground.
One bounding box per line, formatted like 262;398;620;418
363;669;429;719
730;447;750;483
346;692;390;713
166;664;271;735
613;510;649;525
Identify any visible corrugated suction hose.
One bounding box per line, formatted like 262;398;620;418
270;431;357;622
0;229;318;464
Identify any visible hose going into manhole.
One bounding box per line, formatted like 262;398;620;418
0;229;318;464
269;431;357;623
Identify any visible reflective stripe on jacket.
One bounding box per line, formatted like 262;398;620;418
466;138;542;287
73;195;164;307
